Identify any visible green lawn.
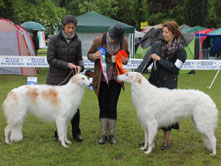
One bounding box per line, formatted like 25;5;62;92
0;69;220;166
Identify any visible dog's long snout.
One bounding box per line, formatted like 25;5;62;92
116;75;120;81
117;75;123;82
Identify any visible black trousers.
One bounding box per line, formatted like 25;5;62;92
98;80;121;120
55;109;81;138
71;109;81;136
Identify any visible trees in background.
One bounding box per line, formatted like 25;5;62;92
0;0;221;34
184;0;209;27
212;0;221;27
145;0;184;25
57;0;147;30
0;0;15;21
0;0;66;34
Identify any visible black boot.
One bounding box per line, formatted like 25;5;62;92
54;130;58;141
99;135;108;144
73;134;83;142
109;135;116;144
71;109;83;142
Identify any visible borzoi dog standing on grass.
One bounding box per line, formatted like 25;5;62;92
117;72;218;155
3;74;90;148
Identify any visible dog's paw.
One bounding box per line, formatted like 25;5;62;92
144;150;151;155
63;144;69;148
65;140;72;145
5;141;11;145
140;147;146;151
61;142;69;148
210;153;216;156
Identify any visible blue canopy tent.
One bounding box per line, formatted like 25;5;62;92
195;28;221;59
207;28;221;58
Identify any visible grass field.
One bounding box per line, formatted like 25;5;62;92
0;68;220;166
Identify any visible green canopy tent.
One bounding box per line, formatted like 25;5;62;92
182;25;206;33
180;24;192;32
76;11;134;33
56;11;135;58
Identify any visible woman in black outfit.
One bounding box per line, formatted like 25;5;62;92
46;15;84;142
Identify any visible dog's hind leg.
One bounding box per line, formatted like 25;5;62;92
10;122;23;142
64;119;72;145
193;108;217;155
201;132;216;156
5;118;24;144
207;133;216;156
193;117;217;155
144;120;158;155
56;118;68;148
5;122;13;144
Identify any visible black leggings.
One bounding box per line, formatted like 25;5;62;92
71;109;81;135
98;80;121;120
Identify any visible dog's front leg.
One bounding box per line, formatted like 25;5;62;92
140;128;148;151
56;118;68;148
144;121;158;155
64;119;72;145
5;123;12;144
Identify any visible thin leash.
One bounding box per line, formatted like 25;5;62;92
58;68;78;86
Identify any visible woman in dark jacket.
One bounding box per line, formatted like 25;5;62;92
46;15;84;142
137;21;187;150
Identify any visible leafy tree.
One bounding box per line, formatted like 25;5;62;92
184;0;209;27
36;0;66;34
212;0;221;27
62;0;118;17
62;0;83;16
90;0;119;18
146;0;184;25
11;0;66;34
0;0;15;21
2;0;221;35
117;0;148;30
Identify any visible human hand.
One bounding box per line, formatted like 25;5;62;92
94;51;102;60
67;63;82;73
67;63;77;70
122;56;128;64
76;66;82;74
150;54;160;61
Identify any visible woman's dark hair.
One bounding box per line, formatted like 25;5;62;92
61;15;77;27
32;30;38;37
163;21;181;39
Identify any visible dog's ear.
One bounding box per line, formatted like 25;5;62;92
71;76;77;84
136;73;142;84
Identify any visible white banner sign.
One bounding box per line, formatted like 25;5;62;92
0;56;221;70
0;56;49;67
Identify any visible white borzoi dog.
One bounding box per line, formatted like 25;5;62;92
117;72;218;155
3;74;90;148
